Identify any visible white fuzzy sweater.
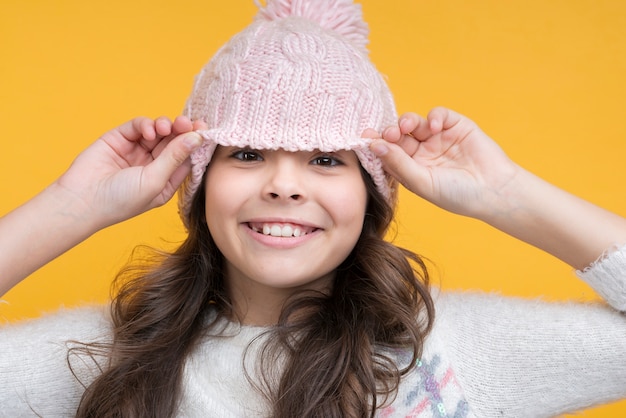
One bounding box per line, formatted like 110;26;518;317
2;246;626;417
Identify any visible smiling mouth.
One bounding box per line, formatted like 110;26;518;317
248;222;317;238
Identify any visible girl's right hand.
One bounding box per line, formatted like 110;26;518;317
0;116;206;295
54;116;206;228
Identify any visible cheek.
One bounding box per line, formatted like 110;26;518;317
203;171;243;231
329;178;368;233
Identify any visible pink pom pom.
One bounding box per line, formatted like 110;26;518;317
254;0;369;54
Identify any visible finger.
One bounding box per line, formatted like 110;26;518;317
369;139;429;196
192;119;208;131
149;135;172;161
381;112;431;145
151;116;199;159
115;117;155;142
133;116;171;154
381;125;420;156
397;112;419;133
361;128;381;141
396;134;420;156
171;115;194;136
428;107;463;134
399;112;432;140
381;125;402;143
139;117;158;141
154;116;173;138
143;131;204;193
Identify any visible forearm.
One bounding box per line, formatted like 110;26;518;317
0;118;203;298
0;183;102;296
481;166;626;270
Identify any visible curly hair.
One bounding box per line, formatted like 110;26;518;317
72;169;434;417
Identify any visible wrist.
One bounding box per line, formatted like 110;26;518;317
475;166;626;269
44;181;108;234
0;183;104;296
471;162;529;224
478;166;547;228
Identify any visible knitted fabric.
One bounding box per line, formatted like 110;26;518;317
178;0;397;228
3;245;626;416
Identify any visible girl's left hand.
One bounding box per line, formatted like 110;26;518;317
367;107;626;271
366;107;520;220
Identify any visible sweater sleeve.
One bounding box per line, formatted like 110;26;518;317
0;306;111;417
576;244;626;311
436;244;626;417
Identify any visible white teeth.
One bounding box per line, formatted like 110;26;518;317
259;224;307;238
270;225;282;237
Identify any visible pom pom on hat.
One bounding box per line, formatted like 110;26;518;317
178;0;398;229
254;0;369;54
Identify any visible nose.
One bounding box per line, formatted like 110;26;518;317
262;153;305;203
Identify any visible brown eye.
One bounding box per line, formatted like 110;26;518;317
231;149;263;162
311;154;342;167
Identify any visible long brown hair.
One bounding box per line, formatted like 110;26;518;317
72;169;435;417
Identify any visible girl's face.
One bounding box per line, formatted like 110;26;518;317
204;146;367;323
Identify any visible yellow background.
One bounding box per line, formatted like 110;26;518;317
1;0;625;415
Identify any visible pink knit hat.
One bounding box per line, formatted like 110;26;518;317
178;0;398;228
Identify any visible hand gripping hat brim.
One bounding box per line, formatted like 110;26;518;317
178;0;398;228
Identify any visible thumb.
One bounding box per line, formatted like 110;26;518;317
370;139;429;197
144;132;204;191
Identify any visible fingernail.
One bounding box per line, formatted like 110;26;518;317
183;133;203;150
399;118;409;131
371;142;389;157
430;119;442;133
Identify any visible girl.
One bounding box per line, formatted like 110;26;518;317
2;0;626;417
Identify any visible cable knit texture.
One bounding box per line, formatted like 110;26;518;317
178;0;397;228
2;245;626;417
